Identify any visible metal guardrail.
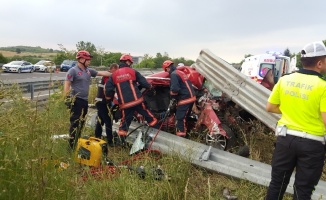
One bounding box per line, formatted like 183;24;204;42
108;121;325;200
2;79;65;100
192;49;280;131
1;69;160;100
84;110;325;199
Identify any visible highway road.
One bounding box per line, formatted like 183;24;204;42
0;71;67;83
0;69;160;84
1;69;161;100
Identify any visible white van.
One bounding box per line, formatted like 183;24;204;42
240;53;290;84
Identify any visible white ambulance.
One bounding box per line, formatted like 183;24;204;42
240;52;291;84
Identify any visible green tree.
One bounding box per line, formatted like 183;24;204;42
135;54;155;68
9;55;22;62
16;48;21;54
76;41;97;55
294;52;302;69
54;52;70;66
96;46;106;66
0;53;8;64
76;41;99;65
172;57;195;66
102;52;122;66
239;54;253;65
54;44;76;65
283;48;291;57
153;52;170;69
173;57;186;66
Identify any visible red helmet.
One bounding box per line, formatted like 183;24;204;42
162;60;173;72
76;50;93;60
120;54;133;63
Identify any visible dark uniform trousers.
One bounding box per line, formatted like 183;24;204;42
175;102;194;132
95;102;113;143
119;102;156;134
266;135;325;200
69;98;88;148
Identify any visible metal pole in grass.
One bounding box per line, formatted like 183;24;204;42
30;83;34;100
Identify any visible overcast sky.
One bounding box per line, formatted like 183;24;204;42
1;0;325;63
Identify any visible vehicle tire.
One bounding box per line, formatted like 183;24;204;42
221;124;237;150
18;69;21;73
237;145;250;157
44;68;48;73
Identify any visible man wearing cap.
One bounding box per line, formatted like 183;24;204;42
265;41;326;199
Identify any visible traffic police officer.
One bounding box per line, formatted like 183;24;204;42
265;41;326;199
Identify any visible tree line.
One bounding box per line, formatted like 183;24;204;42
0;42;195;68
1;40;326;69
0;46;60;54
53;41;195;68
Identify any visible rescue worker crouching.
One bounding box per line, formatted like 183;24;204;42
162;60;196;137
94;63;119;147
105;54;158;138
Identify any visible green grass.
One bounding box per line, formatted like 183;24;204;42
0;84;312;200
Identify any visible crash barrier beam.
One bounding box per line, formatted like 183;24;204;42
113;121;326;200
86;114;325;200
2;78;96;100
2;79;65;97
192;49;280;131
1;69;160;99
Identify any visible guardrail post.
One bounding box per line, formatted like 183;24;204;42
30;84;34;100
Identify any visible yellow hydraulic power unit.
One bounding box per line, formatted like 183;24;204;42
75;136;107;167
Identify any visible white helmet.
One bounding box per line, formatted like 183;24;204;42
177;63;184;67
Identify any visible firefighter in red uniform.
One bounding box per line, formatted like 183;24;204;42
105;54;157;137
162;60;196;137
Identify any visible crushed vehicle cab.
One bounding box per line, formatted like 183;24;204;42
112;66;237;150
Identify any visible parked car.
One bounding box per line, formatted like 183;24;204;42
34;60;56;72
60;60;77;72
2;61;34;73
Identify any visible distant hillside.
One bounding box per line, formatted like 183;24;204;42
0;46;62;53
